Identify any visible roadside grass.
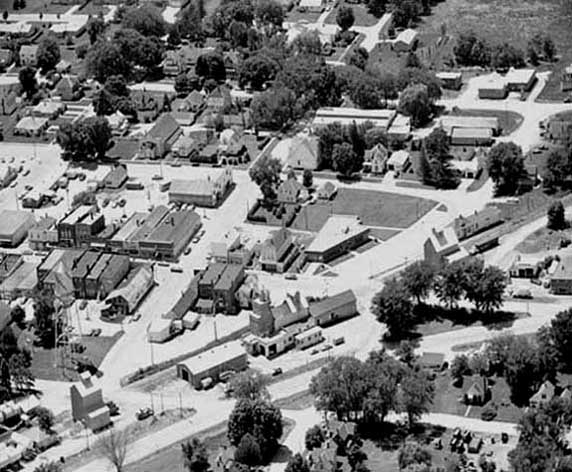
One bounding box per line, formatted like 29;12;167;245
291;188;437;231
515;226;572;253
274;390;315;410
324;2;378;27
285;8;322;23
446;109;524;136
124;418;295;472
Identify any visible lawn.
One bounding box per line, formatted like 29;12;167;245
367;42;405;76
285;8;323;23
324;2;378;27
447;109;524;136
515;225;572;253
0;0;71;13
291;188;437;231
31;332;123;382
432;372;523;424
124;418;295;472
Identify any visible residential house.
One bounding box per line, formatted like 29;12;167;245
309;290;357;327
132;90;167;123
206;85;232;114
561;64;572;92
259;228;300;273
387;150;410;174
19;45;38;66
436;71;462;90
14;117;49;137
276;178;309;204
453;207;503;240
162;46;214;76
223;51;239;80
550;251;572;295
0;76;19;115
478;74;508;99
363;143;389;174
463;376;490;406
0;49;13;70
394;28;418;52
178;90;206;113
172;135;199;159
285;134;320;170
530;380;555;408
218;128;248;165
139;114;182;159
54;75;81;101
32;100;66;119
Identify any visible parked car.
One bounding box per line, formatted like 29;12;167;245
70;342;85;353
200;377;214;390
184;247;192;255
22;169;30;176
321;344;333;352
136;407;154;420
118;198;126;208
21;448;37;462
89;328;102;337
170;265;183;273
102;198;110;207
513;288;533;299
152;174;163;180
284;273;298;280
333;337;345;346
192;236;200;243
310;348;320;355
272;367;283;377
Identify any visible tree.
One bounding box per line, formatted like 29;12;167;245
93;88;116;116
99;429;128;472
227;399;283;461
479;454;496;472
18;66;36;99
238;54;279;91
398;441;432;469
367;0;386;17
362;350;403;423
302;169;313;188
104;75;129;98
33;290;56;348
332;142;361;178
463;262;506;313
34;463;62;472
122;5;166;37
371;277;415;339
391;0;420;28
10;305;25;326
234;433;262;467
196;53;226;82
401;261;435;304
72;190;97;208
285;453;310;472
548;201;567;230
176;3;203;41
87;15;106;45
37;35;61;73
454;32;491;67
310;356;368;420
255;0;283;27
543;150;572;192
397;67;442;101
348;47;368;70
542;308;572;372
86;40;129;82
304;425;324;450
210;0;254;39
424;127;449;161
504;336;542;406
398;84;432;127
251;87;297;131
399;368;434;428
36;407;54;434
336;6;355;31
57;117;112;161
490;43;525;70
396;340;417;367
433;261;466;308
249;155;282;202
228;371;269;401
8;352;34;393
487;142;526;196
291;30;322;56
175;73;193;96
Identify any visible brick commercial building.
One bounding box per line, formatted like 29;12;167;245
0;210;35;247
168;168;234;208
176;340;248;389
57;205;105;247
453;207;503;240
196;263;245;315
305;216;369;263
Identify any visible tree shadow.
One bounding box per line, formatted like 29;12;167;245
271;445;293;464
357;421;446;451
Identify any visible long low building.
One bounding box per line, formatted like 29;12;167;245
450;127;493;147
168;168;234;208
0;210;35;247
439;116;500;136
176;340;248;389
312;107;396;131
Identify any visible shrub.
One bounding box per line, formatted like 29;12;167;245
481;405;497;421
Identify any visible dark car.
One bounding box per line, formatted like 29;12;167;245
106;400;120;417
136;407;154;420
89;328;102;337
79;300;88;310
272;367;283;376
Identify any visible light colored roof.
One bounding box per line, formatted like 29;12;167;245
440;116;499;132
294;326;322;340
479;73;507;90
0;261;38;293
388;150;410;166
428;226;459;252
178;340;244;375
450;159;479;172
505;68;536;85
0;210;33;237
106;265;154;312
552;251;572;280
436;72;462;80
60;205;97;225
396;28;417;45
306;215;368;254
313;107;396;129
15;116;48;132
0;75;19;86
286;134;319;168
170;178;214;197
299;0;323;7
451;127;493;139
33;100;64;115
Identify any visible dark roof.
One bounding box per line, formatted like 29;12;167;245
86;253;113;281
168;275;200;319
148;113;181;140
200;263;226;287
106;139;139;160
100;254;129;282
71;251;100;279
309;290;356;317
214;264;244;291
128;206;170;242
0;301;10;331
144;210;200;245
0;253;22;279
103;165;128;189
269;228;291;251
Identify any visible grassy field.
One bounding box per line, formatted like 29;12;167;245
515;225;572;253
447;109;524;136
291;188;437;231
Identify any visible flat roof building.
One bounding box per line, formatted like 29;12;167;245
450;127;494;147
57;205;105;247
0;210;35;247
312;107;396;131
176;340;247;388
440;116;500;135
305;216;370;263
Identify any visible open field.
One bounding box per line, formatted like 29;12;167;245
292;188;437;231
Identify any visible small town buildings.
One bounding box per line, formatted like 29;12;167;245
440;116;500;136
530;380;555;408
139;113;183;159
298;0;323;12
309;290;357;326
561;64;572;92
176;340;248;389
276;178;309;204
453;207;503;240
259;228;301;273
550;251;572;295
0;432;33;470
450;159;482;179
509;254;540;278
101;265;154;318
19;45;38;66
0;261;38;300
295;326;324;349
147;317;175;343
387;114;412;141
305;216;369;263
172;135;199;159
312;107;396;131
0;210;35;247
195;262;245;315
424;226;463;268
478;74;508;99
168;168;234;208
102;164;128;190
505;68;537;92
0;75;19;115
70;372;111;431
218;128;248;165
132;90;168;123
162;46;215;76
436;72;462;90
14;116;49;137
57;205;105;247
363;143;389;174
210;229;255;265
419;352;446;370
54;75;81;101
450;128;493;147
463;376;490;406
285;134;320;170
394;28;418;52
387;150;410;173
206;85;232;114
84;253;130;299
32;100;66;119
178;90;206;113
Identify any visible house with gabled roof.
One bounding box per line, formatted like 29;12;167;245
286;133;320;170
101;265;154;318
530;380;555;408
178;90;206;113
132;90;168;123
139;113;182;159
277;178;309;204
206;85;232;114
54;75;81;101
363;143;389;174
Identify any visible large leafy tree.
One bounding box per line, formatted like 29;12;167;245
434;262;466;308
182;438;210;472
228;371;269;401
304;425;324;450
398;84;433;128
547;200;567;230
541;308;572;373
399;367;435;428
487;142;527;196
251;87;298;131
255;0;283;27
336;6;355;31
332;142;361;178
18;66;36;99
454;32;491;67
234;433;262;466
227;399;283;461
310;356;368;420
87;14;106;45
37;35;61;74
248;155;282;202
196;53;226;82
285;453;310;472
463;264;506;313
57;117;112;161
371;277;415;339
86;40;130;83
362;351;403;423
401;261;435;304
122;5;166;37
398;442;432;470
238;54;279;91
